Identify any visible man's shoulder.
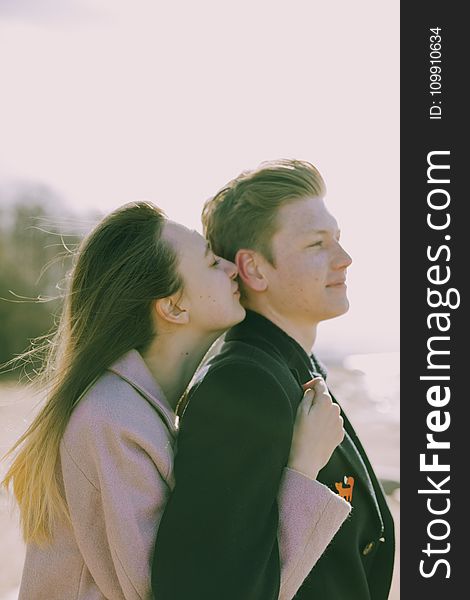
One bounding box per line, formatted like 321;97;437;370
181;347;295;433
219;337;290;369
182;339;299;420
197;339;290;388
194;352;280;394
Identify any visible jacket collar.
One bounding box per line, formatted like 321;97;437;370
225;309;325;382
108;349;177;436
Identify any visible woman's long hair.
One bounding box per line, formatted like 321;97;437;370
2;201;183;544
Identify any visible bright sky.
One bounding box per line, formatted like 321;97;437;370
0;0;399;358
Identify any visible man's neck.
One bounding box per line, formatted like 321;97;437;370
244;304;317;354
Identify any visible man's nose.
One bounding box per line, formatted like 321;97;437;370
335;244;353;269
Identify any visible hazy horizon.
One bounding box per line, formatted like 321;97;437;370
0;0;399;358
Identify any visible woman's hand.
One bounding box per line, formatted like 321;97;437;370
287;378;344;480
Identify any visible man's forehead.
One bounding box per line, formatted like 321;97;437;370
279;198;339;233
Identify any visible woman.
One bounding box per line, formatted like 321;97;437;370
2;201;349;600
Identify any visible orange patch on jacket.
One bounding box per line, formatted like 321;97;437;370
335;476;355;503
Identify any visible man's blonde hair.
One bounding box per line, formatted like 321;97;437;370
202;159;326;265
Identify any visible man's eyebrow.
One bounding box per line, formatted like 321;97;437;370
309;228;341;236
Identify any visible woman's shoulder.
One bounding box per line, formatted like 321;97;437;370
61;370;175;485
64;370;172;447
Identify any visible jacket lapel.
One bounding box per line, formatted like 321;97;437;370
227;311;385;531
333;408;384;531
292;359;384;531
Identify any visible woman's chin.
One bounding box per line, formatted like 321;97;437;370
233;303;246;324
202;305;245;337
221;304;246;331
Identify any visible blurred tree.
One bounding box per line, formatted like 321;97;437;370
0;183;89;378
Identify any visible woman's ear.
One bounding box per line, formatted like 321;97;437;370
235;249;268;292
154;296;190;325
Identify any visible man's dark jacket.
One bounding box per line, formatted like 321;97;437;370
152;310;395;599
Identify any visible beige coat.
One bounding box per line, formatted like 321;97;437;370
19;350;350;600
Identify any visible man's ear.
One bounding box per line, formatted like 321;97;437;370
154;296;190;325
235;249;268;292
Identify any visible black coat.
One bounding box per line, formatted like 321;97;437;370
152;310;395;599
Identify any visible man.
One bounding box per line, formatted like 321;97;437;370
153;160;395;599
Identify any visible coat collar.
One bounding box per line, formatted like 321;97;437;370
108;349;177;436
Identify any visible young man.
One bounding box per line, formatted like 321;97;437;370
152;160;395;599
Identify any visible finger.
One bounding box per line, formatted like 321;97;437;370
302;377;323;391
311;379;328;395
298;388;314;414
315;391;332;407
332;402;341;414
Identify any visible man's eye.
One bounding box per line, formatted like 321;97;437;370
310;241;323;247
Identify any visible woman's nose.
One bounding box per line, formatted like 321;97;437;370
223;258;238;279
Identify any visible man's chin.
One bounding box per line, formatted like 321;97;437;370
321;300;350;321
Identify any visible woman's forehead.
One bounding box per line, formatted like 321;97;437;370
163;221;206;254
